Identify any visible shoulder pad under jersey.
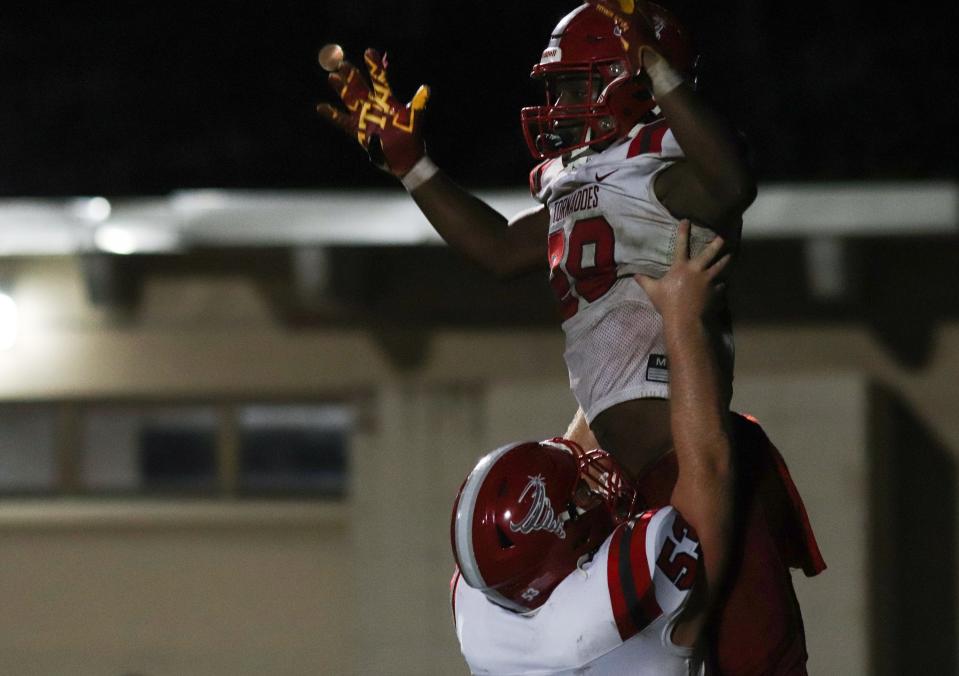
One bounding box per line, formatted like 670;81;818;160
529;157;566;203
625;119;681;159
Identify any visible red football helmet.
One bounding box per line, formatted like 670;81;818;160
451;438;636;612
521;2;695;160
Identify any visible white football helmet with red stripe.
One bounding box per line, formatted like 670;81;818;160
450;438;636;612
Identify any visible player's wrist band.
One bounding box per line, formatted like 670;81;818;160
401;156;439;192
646;59;685;97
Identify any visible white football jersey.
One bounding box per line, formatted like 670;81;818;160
452;507;704;676
530;121;733;420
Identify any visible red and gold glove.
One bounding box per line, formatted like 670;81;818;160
317;48;430;177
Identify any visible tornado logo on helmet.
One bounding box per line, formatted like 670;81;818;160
509;475;567;539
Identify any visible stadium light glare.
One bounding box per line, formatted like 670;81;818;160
94;225;137;255
79;196;112;223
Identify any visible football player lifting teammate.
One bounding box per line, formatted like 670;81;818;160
450;223;822;674
449;226;824;674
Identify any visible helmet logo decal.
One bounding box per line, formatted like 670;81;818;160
540;47;563;65
509;475;567;539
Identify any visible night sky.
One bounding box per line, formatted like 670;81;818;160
0;1;955;196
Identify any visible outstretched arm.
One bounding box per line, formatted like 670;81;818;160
586;0;755;237
635;220;734;640
641;46;756;236
317;47;547;278
408;172;548;279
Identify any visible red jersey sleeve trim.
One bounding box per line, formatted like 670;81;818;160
607;511;664;640
529;160;549;196
627;119;669;158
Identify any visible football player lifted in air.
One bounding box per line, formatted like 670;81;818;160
450;223;745;674
318;1;824;672
317;0;748;477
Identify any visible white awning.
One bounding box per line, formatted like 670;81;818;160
0;182;955;256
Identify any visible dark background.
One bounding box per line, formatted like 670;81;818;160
0;0;955;196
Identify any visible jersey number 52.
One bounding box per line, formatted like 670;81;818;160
548;216;617;320
656;513;700;591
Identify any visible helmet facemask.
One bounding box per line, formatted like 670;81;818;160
566;441;638;522
522;58;646;161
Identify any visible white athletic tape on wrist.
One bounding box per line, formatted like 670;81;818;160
401;156;439;192
645;59;685;97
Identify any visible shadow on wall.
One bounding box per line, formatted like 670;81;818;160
870;387;957;675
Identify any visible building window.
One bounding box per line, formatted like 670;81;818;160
0;404;58;493
81;406;218;493
0;400;353;498
238;404;351;497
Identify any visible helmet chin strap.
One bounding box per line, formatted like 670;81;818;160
536;133;565;154
558;504;588;524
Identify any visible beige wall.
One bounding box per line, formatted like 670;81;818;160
732;375;872;675
0;503;350;676
0;260;957;674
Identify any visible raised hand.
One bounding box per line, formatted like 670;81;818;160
586;0;692;93
316;48;430;177
585;0;659;73
634;220;731;324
